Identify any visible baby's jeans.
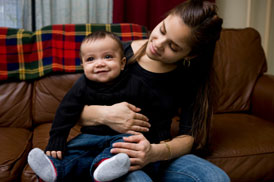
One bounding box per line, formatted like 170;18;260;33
48;133;131;182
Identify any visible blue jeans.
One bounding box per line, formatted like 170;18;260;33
121;154;230;182
48;133;131;182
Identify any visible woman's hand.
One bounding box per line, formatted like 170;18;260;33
80;102;150;134
111;133;155;171
111;133;195;171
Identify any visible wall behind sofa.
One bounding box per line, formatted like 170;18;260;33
216;0;274;75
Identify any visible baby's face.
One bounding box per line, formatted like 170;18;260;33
81;37;126;83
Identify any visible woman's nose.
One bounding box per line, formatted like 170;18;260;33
155;36;166;51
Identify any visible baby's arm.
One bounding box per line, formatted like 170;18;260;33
45;76;87;158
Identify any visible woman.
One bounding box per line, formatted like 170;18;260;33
78;0;229;181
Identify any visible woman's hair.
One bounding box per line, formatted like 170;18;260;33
130;0;223;151
170;0;223;151
80;30;124;59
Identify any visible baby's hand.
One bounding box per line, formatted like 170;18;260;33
46;150;62;160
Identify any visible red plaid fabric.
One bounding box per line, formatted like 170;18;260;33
0;24;148;81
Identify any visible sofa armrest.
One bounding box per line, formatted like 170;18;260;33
251;74;274;122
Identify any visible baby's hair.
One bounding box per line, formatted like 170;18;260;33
80;30;124;59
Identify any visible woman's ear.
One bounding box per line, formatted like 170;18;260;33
121;57;127;70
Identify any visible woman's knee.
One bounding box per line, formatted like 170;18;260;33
163;154;230;182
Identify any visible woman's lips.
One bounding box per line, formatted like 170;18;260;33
149;42;161;56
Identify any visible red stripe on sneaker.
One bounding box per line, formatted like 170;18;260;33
48;158;58;178
93;158;110;182
94;158;109;168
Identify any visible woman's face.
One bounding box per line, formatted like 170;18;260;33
146;14;192;64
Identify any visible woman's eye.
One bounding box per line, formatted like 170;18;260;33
169;43;179;52
105;55;113;59
86;57;94;62
160;27;165;35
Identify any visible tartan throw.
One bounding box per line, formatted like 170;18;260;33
0;23;148;81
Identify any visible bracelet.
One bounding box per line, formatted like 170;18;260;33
164;142;172;160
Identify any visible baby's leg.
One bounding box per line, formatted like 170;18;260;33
28;148;57;182
93;134;131;182
28;134;100;182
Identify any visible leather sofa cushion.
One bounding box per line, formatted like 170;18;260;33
0;82;32;128
207;113;274;181
32;73;82;125
252;74;274;122
0;127;32;181
31;123;81;150
213;28;267;113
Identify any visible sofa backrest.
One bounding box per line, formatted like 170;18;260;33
33;73;82;125
213;28;267;113
0;82;32;128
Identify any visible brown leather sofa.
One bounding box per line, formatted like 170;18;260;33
0;25;274;182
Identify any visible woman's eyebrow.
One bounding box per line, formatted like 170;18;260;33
162;20;167;32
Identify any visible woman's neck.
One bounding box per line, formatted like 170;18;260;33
138;54;178;73
131;40;177;73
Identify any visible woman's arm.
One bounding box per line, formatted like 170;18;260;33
79;102;151;134
111;133;194;171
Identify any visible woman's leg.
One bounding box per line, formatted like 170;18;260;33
117;170;152;182
160;154;230;182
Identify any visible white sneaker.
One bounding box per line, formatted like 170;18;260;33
28;148;57;182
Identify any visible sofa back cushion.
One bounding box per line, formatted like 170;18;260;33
33;74;82;124
0;82;32;128
213;28;267;113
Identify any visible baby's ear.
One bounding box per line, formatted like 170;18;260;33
80;57;84;67
121;57;126;70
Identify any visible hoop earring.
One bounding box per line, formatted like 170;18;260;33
183;58;191;67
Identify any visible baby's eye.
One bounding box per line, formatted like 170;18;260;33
86;57;94;62
105;55;113;59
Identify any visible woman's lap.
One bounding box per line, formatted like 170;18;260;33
160;154;230;182
118;154;230;182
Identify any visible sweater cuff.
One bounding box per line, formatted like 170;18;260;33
45;135;68;152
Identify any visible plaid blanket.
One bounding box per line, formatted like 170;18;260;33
0;23;148;81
